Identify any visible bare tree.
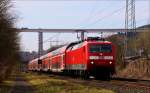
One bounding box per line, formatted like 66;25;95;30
0;0;20;82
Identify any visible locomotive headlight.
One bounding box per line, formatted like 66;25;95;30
91;61;94;64
109;61;112;64
104;56;113;60
89;56;99;60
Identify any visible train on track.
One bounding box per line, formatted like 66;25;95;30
28;37;116;79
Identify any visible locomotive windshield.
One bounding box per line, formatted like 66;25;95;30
89;44;112;53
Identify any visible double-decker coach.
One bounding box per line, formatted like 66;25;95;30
50;46;66;72
28;58;38;71
28;37;116;79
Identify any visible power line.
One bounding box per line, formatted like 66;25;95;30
43;33;61;43
80;6;125;29
76;3;112;28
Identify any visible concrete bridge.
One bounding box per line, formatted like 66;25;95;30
18;28;150;57
19;28;149;32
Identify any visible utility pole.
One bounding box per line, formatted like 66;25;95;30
124;0;136;67
148;0;150;24
125;0;136;57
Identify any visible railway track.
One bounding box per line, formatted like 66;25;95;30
42;73;150;93
112;77;150;88
32;72;150;93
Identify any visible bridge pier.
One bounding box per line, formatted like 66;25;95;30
38;32;43;57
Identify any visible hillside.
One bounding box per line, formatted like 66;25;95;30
117;59;150;80
138;24;150;29
108;24;150;80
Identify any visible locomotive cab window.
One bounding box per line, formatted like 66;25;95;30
89;44;112;53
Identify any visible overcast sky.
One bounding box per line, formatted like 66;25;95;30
12;0;149;52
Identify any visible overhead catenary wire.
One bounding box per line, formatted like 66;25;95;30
76;3;113;28
80;6;126;29
43;33;61;44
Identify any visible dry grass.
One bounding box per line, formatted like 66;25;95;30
25;73;116;93
117;59;150;80
0;76;15;93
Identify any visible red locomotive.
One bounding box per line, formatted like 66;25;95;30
28;37;116;79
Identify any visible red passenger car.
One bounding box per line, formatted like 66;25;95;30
28;37;116;79
28;58;38;71
50;46;66;72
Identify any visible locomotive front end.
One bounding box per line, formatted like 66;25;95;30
87;41;115;78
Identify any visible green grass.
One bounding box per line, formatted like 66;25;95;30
25;73;116;93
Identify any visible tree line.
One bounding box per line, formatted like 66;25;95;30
0;0;20;82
